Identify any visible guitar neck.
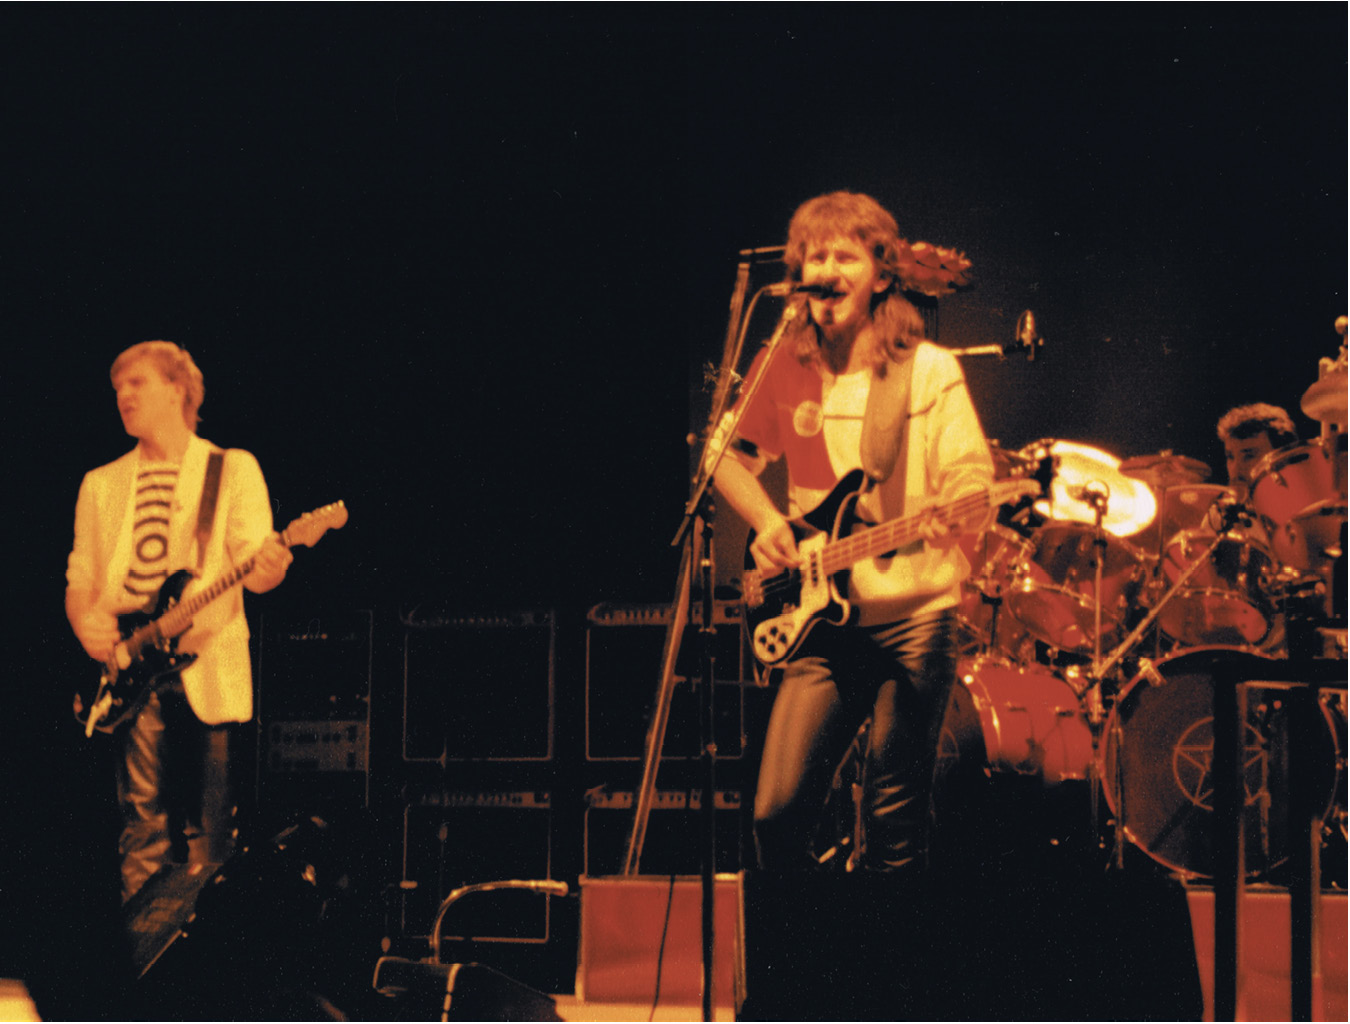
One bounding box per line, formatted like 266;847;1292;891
820;489;992;575
116;501;346;664
152;551;261;638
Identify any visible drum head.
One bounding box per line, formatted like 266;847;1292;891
1102;647;1336;880
1006;523;1144;652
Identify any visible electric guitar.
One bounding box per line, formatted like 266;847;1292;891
74;501;349;736
742;472;1040;666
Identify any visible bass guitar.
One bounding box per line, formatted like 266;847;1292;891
742;472;1040;666
74;501;348;736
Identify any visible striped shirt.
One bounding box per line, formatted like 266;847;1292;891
123;462;178;607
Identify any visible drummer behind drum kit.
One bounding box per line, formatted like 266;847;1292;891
951;354;1348;883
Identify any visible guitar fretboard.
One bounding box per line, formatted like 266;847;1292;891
745;479;1035;606
820;489;993;574
131;516;314;650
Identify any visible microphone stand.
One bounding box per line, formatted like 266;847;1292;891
622;270;803;1021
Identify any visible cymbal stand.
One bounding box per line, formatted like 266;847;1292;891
1093;504;1249;683
1081;490;1113;860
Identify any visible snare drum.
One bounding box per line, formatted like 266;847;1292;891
1100;646;1340;880
1250;436;1348;571
1157;529;1274;647
1006;522;1147;653
960;658;1094;785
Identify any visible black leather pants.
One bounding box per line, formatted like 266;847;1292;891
753;609;957;872
116;680;236;902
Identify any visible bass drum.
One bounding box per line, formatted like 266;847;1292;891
1101;646;1340;881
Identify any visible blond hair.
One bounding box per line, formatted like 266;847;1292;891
110;340;205;431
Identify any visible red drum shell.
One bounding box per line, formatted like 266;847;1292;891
961;658;1094;785
1157;529;1273;647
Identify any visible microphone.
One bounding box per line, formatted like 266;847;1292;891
1014;309;1043;362
765;281;844;298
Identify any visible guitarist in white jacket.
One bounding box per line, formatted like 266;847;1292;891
712;192;995;876
65;340;292;902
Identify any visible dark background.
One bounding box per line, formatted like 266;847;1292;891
2;5;1345;1018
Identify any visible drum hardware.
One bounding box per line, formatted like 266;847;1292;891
1090;495;1251;685
957;523;1037;657
1300;315;1347;428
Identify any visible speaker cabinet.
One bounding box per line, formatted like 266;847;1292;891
257;609;373;720
583;788;744;877
401;792;553;944
403;610;554;763
585;602;751;761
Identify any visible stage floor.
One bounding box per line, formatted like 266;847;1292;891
554;997;734;1021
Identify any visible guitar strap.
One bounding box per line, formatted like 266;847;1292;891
859;350;916;499
194;451;224;574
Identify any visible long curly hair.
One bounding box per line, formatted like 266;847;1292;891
781;191;926;371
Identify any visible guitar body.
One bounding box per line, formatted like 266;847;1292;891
741;471;1044;668
71;500;348;738
742;470;868;665
74;570;200;735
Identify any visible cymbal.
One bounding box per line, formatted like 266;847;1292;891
1301;369;1347;424
1020;439;1158;537
1121;451;1212;489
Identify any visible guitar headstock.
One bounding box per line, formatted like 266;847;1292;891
282;501;349;549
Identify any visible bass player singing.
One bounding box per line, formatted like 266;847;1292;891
65;340;292;902
710;192;994;874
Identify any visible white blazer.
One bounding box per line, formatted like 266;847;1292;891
67;434;275;724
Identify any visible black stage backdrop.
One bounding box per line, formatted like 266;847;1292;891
1;6;1344;1018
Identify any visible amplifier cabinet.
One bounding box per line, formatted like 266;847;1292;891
585;601;751;761
403;609;555;763
256;609;373;720
583;788;745;877
265;719;367;773
401;791;553;944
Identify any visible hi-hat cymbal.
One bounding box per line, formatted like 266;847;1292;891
1121;451;1212;490
1301;369;1347;424
1019;439;1158;537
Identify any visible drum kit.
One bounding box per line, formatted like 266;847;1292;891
952;402;1347;881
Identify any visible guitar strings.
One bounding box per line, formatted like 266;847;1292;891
748;488;1000;605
